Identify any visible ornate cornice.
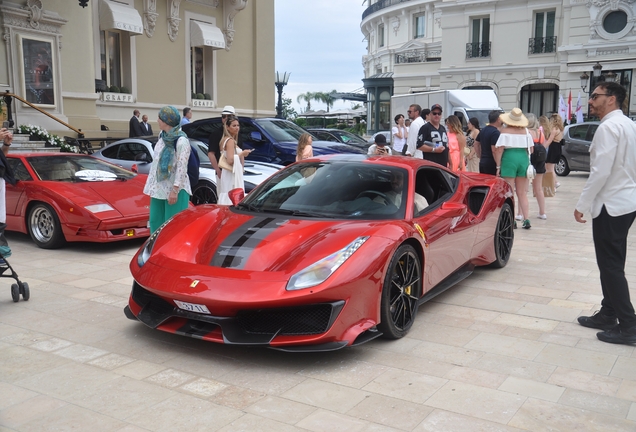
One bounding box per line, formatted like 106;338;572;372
167;0;181;42
0;1;67;35
588;0;636;9
223;0;247;51
143;0;158;37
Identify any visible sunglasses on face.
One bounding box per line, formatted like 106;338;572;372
432;112;442;116
589;93;609;101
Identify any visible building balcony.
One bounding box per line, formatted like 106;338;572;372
362;0;412;20
466;42;491;59
395;49;441;64
528;36;557;55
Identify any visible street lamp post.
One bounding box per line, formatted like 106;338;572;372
580;72;590;92
275;71;290;119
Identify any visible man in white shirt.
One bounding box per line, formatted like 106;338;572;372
404;104;425;157
180;107;192;126
574;82;636;345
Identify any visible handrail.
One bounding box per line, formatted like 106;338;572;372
2;91;83;137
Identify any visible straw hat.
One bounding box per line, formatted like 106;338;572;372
499;108;528;127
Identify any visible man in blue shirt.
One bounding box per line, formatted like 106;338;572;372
180;107;192;126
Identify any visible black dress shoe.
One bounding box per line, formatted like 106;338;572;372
597;326;636;345
577;311;618;331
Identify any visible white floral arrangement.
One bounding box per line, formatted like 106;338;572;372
17;124;79;153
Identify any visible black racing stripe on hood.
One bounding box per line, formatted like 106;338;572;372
210;217;287;269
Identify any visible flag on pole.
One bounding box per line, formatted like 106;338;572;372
558;94;567;122
567;91;572;123
575;92;584;124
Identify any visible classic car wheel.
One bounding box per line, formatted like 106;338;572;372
191;180;218;205
555;156;570;176
378;244;422;339
28;203;65;249
490;202;514;269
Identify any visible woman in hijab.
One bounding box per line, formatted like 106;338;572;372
143;106;191;232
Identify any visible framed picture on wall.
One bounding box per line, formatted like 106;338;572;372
18;35;56;107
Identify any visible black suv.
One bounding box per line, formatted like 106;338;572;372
183;117;364;165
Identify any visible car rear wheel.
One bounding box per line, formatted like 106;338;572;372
555;156;570;176
191;180;217;205
378;244;422;339
28;203;65;249
489;202;514;269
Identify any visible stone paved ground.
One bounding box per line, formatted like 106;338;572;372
2;172;636;431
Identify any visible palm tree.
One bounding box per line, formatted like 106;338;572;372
296;92;317;112
315;90;338;112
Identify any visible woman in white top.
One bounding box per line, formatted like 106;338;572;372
217;115;252;205
143;106;192;232
391;114;408;154
494;108;534;229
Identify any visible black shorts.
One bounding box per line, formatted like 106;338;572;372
546;142;562;164
480;160;497;175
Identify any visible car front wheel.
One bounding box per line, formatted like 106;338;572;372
191;180;218;205
28;203;66;249
378;244;422;339
555;156;570;176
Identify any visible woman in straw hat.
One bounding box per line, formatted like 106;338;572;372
494;108;534;229
143;106;192;233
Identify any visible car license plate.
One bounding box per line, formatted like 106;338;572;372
174;300;211;315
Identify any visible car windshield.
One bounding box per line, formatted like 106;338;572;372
28;156;136;182
466;110;497;128
239;162;407;219
254;119;307;142
334;131;368;145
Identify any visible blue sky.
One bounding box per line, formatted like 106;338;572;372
275;0;367;113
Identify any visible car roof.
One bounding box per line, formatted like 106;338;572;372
302;154;455;171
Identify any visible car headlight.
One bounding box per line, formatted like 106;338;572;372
286;236;369;291
84;204;115;213
137;220;170;267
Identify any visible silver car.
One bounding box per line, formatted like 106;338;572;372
556;121;599;176
92;138;282;204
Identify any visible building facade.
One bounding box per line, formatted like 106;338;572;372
0;0;275;137
362;0;636;134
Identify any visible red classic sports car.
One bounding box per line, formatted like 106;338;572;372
125;155;514;351
6;153;150;248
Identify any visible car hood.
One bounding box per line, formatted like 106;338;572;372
151;206;397;274
277;140;365;155
45;175;149;217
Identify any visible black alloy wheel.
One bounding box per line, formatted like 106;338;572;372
555;156;570;176
490;202;514;268
378;244;422;339
191;180;218;205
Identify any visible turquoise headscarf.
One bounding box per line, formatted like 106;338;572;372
157;106;187;181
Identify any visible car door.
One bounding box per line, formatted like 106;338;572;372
5;158;31;217
412;168;477;291
583;124;598;171
565;125;591;171
238;120;277;163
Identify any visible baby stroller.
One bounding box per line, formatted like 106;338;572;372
1;255;29;302
0;223;28;302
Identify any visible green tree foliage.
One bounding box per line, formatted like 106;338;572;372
282;96;297;120
296;91;317;112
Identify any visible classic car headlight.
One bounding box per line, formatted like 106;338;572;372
286;236;369;291
137;220;170;267
84;204;115;213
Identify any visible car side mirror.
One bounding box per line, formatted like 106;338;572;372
250;131;264;142
438;202;467;218
131;164;138;173
228;188;245;205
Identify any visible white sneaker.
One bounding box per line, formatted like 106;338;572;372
515;214;523;221
556;182;561;189
538;214;547;220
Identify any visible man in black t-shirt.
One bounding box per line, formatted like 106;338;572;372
208;105;235;179
417;104;448;167
474;110;502;175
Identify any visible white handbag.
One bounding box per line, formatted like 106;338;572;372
526;132;536;180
